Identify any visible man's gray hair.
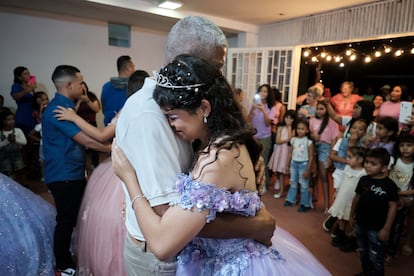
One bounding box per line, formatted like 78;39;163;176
166;16;228;62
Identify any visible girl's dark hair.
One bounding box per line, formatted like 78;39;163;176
81;81;89;92
373;94;386;104
347;146;366;164
394;84;411;101
0;110;14;129
392;134;414;166
13;66;28;84
32;91;48;112
316;100;330;135
377;116;399;141
257;84;276;109
295;118;311;139
345;100;373;136
153;54;262;177
277;109;296;127
273;87;282;102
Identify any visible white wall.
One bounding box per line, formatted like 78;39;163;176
0;9;168;124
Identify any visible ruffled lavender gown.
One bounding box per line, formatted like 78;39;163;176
0;173;55;275
175;174;331;276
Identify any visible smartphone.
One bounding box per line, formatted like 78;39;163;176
399;101;413;124
254;94;261;104
28;75;36;85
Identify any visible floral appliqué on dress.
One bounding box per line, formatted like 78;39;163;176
172;174;285;275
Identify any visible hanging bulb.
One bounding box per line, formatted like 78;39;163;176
395;49;403;56
339;63;345;67
321;52;327;58
411;48;414;54
350;54;357;61
384;46;392;53
345;49;352;56
303;49;310;57
326;55;332;61
311;56;318;62
374;51;381;57
364;56;372;63
334;56;341;62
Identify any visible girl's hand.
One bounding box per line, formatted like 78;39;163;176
302;170;309;179
54;106;77;122
111;140;137;186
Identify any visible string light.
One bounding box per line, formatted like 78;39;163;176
302;38;414;67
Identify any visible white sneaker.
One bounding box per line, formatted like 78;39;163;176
273;193;283;199
273;180;280;190
56;268;76;276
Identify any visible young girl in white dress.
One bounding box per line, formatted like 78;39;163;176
268;109;296;198
328;146;366;250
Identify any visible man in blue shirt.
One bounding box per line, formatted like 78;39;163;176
42;65;111;275
101;55;135;125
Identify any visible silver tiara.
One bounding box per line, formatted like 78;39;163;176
153;70;205;90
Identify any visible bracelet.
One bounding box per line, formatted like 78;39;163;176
131;194;146;210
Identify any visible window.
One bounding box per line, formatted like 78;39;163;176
108;23;130;48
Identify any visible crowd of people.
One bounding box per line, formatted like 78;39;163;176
261;79;414;275
1;14;414;276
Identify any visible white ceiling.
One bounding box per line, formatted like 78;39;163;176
0;0;380;34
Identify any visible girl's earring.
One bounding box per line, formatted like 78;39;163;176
203;116;208;124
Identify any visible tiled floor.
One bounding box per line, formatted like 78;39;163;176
27;172;414;276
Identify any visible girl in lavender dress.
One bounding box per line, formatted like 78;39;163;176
112;54;331;275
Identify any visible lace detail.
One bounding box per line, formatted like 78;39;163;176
172;173;262;223
173;174;285;275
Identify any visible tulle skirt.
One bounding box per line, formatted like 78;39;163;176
75;159;126;276
177;227;331;275
0;173;56;276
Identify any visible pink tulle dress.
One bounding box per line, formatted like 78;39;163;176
268;126;290;173
75;159;126;276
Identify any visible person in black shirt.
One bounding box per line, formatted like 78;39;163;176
350;148;398;276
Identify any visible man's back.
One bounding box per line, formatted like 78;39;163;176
101;78;128;125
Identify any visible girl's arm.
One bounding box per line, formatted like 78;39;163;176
14;128;27;146
112;142;208;260
303;142;314;179
278;104;286;124
275;127;285;144
325;100;342;125
261;104;272;126
330;148;347;165
54;106;114;142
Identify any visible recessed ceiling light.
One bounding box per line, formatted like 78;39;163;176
158;1;182;10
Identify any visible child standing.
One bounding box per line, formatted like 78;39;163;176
310;100;339;211
385;134;414;264
330;119;367;192
0;110;27;183
328;147;366;251
350;148;399;276
368;116;398;155
268;109;296;198
323;119;368;232
284;119;314;212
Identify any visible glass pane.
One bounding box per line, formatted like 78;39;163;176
287;50;292;67
108;23;131;48
280;57;286;72
285;69;291;84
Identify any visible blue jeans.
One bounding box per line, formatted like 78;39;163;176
286;160;311;207
355;223;385;276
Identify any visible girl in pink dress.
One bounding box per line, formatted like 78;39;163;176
268;109;296;198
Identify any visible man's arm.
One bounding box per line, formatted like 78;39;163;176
198;204;276;246
72;131;111;152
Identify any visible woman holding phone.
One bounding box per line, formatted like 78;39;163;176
10;66;37;135
378;84;410;129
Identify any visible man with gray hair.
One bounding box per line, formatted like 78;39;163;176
116;16;275;275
